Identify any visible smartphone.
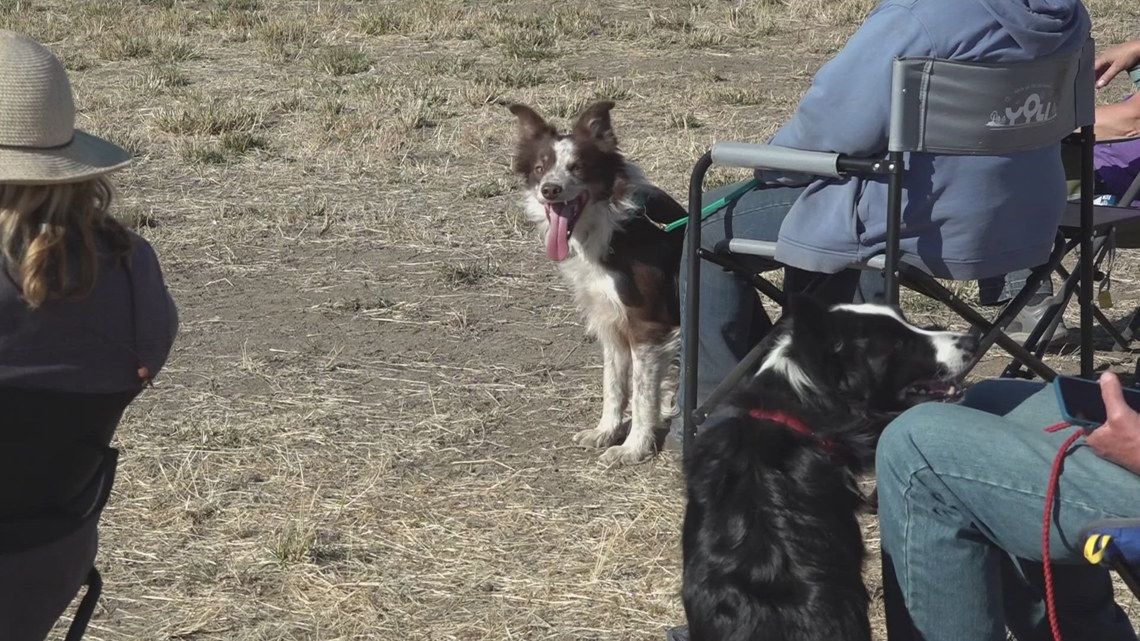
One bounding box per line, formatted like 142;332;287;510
1053;375;1140;431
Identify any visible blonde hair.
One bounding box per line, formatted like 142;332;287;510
0;177;132;308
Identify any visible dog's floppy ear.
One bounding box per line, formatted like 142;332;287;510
508;102;554;140
573;100;618;148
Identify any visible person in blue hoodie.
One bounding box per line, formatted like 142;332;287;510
674;0;1092;448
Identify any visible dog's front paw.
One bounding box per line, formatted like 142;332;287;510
573;427;623;449
599;442;654;466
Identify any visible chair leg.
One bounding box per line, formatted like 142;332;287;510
1119;306;1140;344
898;265;1058;381
1091;305;1133;352
698;249;786;307
63;567;102;641
1002;244;1085;379
691;336;773;426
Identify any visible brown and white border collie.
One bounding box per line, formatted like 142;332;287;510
507;100;686;465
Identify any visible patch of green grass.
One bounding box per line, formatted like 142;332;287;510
422;56;477;77
219;132;268;155
647;11;694;33
313;46;371;76
548;96;592;119
215;0;261;9
668;112;704;129
358;8;409;36
319;97;348;123
154;99;262;135
593;78;632;101
97;33;154;61
362;1;480;39
58;51;94;72
178;131;267;165
683;29;729;49
255;17;315;62
106;130;149;160
0;0;28;14
438;261;501;287
496;30;558;61
140;64;191;91
266;520;317;566
462;180;507;199
471;66;544;89
153;39;201;63
115;206;160;230
181;143;229;165
458;84;504;108
713;87;768;106
489;6;606;40
398;100;440;131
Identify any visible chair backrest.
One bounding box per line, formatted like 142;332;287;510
0;387;134;554
889;40;1096;155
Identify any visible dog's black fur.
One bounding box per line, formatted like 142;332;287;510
681;295;975;641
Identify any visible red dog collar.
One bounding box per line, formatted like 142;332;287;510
749;408;835;454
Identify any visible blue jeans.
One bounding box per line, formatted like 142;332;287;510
877;380;1140;641
676;180;1042;435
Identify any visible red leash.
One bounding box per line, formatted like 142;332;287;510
1041;421;1087;641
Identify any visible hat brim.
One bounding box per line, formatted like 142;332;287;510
0;130;131;185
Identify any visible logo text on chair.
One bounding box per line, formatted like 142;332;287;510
988;85;1057;129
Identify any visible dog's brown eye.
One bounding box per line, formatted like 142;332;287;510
534;164;544;174
568;162;580;173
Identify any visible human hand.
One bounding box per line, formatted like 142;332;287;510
1095;40;1140;89
1086;371;1140;475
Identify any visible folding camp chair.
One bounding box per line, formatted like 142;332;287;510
1002;163;1140;379
681;41;1100;450
1082;518;1140;600
0;387;133;640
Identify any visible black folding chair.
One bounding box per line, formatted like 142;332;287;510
0;387;134;640
1002;141;1140;379
682;41;1100;450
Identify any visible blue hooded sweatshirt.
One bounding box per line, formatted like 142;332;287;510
766;0;1091;279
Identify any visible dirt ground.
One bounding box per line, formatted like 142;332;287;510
5;0;1140;639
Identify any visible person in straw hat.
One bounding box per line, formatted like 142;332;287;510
0;30;177;639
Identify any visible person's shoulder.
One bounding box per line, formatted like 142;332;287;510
124;230;166;270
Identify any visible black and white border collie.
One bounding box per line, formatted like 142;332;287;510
682;296;977;641
507;100;686;465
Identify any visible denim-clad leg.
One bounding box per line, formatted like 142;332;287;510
674;180;862;440
877;380;1139;641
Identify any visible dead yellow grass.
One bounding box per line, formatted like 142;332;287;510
5;0;1135;638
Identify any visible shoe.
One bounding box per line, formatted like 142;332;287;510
1004;296;1068;345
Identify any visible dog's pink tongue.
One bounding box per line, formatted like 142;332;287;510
545;208;571;261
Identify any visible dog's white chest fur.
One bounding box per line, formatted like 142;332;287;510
524;197;632;338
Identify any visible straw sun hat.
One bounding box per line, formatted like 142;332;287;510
0;30;131;185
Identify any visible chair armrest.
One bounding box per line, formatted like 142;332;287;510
723;239;779;257
711;142;843;178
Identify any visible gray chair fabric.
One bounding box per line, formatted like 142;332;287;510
889;43;1095;154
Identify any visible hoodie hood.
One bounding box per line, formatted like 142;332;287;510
978;0;1090;55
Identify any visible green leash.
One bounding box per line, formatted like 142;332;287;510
646;178;760;233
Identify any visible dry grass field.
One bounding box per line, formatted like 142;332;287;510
4;0;1140;639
